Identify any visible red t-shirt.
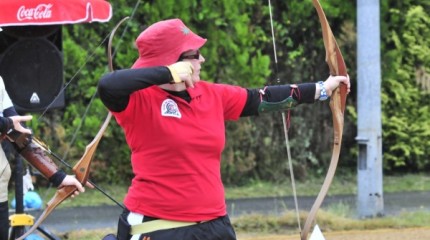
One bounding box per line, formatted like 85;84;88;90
112;81;247;221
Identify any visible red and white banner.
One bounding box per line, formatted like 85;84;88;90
0;0;112;27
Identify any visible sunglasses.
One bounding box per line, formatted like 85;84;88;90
179;50;200;60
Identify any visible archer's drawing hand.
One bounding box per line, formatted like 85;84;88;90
167;62;195;88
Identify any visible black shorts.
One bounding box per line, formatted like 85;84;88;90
118;209;236;240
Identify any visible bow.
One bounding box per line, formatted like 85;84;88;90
31;137;124;208
16;17;129;240
300;1;348;239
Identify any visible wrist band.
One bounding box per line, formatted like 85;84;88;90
318;81;328;101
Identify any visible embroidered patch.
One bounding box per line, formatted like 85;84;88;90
161;99;181;118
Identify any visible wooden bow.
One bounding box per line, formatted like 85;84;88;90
16;17;129;240
300;1;348;239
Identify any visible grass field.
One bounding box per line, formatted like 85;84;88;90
9;173;430;239
12;173;430;208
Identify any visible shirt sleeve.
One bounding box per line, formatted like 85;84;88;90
216;84;248;121
0;117;13;134
98;67;173;112
241;82;316;116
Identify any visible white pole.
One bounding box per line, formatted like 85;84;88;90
356;0;384;218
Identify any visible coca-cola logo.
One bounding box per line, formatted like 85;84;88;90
17;4;53;21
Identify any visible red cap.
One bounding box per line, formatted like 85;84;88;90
131;19;207;69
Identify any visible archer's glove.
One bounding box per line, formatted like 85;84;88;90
167;62;194;83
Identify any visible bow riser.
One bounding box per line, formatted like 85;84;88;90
335;48;348;112
330;88;344;146
72;112;113;184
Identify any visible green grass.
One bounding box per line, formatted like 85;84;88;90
51;208;430;240
383;174;430;192
233;209;430;234
8;182;128;208
226;173;430;199
9;173;430;208
9;174;430;239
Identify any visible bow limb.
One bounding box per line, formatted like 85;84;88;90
69;16;129;183
300;1;348;240
16;17;129;240
15;187;76;240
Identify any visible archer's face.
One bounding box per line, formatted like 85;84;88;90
180;50;205;82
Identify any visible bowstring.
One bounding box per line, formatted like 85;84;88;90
37;1;141;121
37;31;111;203
113;0;141;59
35;30;111;163
61;0;141;161
37;34;109;121
267;0;302;232
35;0;141;203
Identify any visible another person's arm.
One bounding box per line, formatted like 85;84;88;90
3;107;84;194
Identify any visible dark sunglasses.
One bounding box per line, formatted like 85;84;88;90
179;50;200;60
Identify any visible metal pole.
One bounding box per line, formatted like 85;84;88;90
12;154;25;238
356;0;384;218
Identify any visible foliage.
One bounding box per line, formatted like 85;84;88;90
16;173;430;208
21;0;430;186
381;2;430;171
28;0;357;185
222;0;357;183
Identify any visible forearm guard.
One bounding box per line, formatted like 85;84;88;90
258;97;298;113
20;142;59;179
7;130;60;180
258;85;299;113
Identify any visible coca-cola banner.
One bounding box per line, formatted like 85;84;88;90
0;0;112;27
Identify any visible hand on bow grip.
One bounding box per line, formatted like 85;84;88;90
323;74;350;96
59;175;88;198
167;62;195;88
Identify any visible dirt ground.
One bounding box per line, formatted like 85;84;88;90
237;227;430;240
